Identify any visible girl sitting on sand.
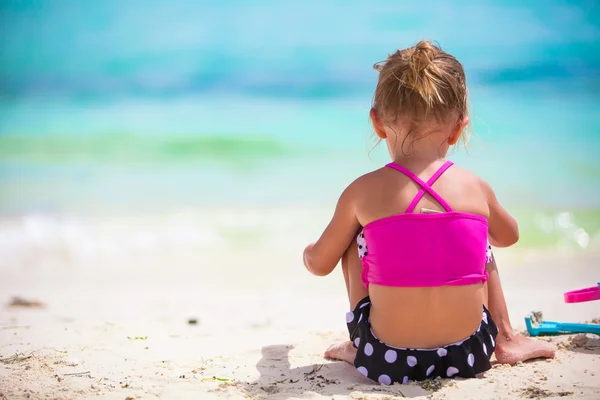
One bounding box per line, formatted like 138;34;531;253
303;40;555;385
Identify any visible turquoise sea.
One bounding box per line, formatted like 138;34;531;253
1;0;599;253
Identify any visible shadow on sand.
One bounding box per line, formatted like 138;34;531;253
237;344;452;399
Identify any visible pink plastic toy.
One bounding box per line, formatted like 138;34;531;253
564;283;600;303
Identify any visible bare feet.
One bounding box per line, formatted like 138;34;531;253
324;341;357;364
325;333;556;366
494;332;556;365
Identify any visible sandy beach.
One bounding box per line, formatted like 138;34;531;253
1;212;598;400
2;0;599;398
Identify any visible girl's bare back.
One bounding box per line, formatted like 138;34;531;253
352;161;490;348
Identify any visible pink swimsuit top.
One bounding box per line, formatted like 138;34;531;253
360;161;489;289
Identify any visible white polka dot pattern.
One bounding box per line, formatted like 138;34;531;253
447;367;459;377
378;374;392;385
426;365;435;376
364;343;374;356
354;337;360;347
357;231;368;259
437;348;448;357
384;349;397;363
486;240;493;263
407;356;417;367
357;366;369;376
346;312;354;323
467;353;475;367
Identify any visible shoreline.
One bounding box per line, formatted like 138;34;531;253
1;206;599;253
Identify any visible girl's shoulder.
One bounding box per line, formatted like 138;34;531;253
344;163;491;199
346;167;390;190
447;164;492;192
336;168;388;206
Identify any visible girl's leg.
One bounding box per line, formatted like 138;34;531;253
486;255;556;364
324;239;366;363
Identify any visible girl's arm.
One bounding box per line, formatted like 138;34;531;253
480;178;519;247
303;184;361;276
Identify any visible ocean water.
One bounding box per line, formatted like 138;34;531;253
1;0;599;258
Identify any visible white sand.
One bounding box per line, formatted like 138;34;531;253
1;212;599;399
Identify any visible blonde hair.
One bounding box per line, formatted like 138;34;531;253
371;40;470;148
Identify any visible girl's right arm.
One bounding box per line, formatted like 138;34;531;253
303;182;361;276
480;178;519;247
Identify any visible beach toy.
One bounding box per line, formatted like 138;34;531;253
564;282;600;303
524;283;600;336
525;311;600;336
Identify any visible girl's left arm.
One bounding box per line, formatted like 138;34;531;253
303;184;361;276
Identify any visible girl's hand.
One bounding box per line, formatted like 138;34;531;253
302;183;361;276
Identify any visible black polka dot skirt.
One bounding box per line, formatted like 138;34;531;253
346;296;498;385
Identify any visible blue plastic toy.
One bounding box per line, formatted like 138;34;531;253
524;283;600;337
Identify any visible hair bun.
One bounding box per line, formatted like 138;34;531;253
372;40;468;129
410;40;437;72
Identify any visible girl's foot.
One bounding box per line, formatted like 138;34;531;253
324;341;357;364
326;333;555;366
495;332;556;365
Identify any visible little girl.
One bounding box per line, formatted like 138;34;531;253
302;40;554;384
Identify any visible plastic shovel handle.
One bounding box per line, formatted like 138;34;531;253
564;286;600;303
